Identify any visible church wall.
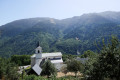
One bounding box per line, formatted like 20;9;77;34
31;57;35;67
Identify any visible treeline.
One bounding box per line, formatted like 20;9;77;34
11;55;31;66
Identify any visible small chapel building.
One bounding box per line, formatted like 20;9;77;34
31;44;63;75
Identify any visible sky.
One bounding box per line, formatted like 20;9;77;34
0;0;120;26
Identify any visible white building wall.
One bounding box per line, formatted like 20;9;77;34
31;57;35;67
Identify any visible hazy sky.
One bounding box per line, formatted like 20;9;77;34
0;0;120;26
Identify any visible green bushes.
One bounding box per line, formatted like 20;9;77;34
67;59;84;77
23;75;47;80
41;60;57;77
0;58;19;80
22;75;84;80
11;55;31;66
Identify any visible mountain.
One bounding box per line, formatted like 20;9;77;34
0;11;120;57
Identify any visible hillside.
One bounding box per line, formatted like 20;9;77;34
0;11;120;57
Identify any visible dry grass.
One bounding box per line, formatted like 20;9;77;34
57;72;82;78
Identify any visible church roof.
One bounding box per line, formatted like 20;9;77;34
31;52;62;58
32;64;42;75
35;46;42;50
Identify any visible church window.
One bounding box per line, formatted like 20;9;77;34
38;50;40;53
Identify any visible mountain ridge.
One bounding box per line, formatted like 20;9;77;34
0;11;120;57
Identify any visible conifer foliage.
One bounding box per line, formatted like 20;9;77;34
89;37;120;80
0;58;19;80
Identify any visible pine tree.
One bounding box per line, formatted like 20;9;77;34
89;36;120;80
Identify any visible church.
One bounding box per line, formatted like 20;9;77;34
31;43;63;75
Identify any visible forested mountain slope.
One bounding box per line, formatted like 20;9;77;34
0;11;120;57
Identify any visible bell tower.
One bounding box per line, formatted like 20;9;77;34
35;42;42;59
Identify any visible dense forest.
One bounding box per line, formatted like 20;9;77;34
0;11;120;57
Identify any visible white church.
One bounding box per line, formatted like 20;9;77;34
31;43;63;75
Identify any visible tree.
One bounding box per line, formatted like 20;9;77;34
83;55;98;78
82;50;98;78
0;58;19;80
62;54;76;62
11;55;31;66
81;50;97;58
61;65;68;76
41;60;57;78
67;59;83;77
89;36;120;80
